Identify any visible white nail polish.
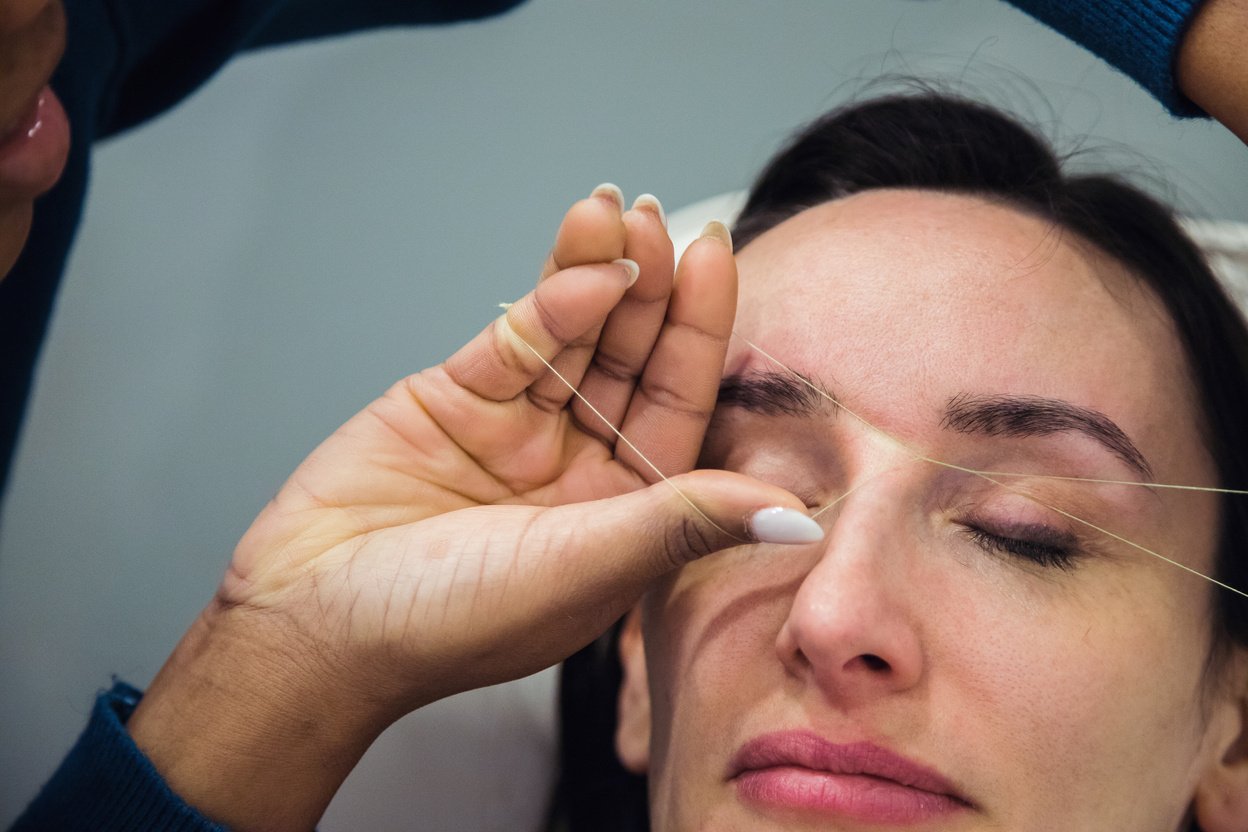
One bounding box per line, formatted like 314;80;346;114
614;257;640;286
632;193;667;228
749;507;824;545
590;183;625;212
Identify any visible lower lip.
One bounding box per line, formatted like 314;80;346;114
735;766;969;824
0;85;70;197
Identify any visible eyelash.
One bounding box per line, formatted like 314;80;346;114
962;525;1077;571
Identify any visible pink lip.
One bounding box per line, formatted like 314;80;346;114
0;85;70;198
729;731;972;824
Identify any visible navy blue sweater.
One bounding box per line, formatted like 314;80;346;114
11;682;225;831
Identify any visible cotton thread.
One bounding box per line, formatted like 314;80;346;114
733;330;1248;600
505;313;747;544
502;306;1248;599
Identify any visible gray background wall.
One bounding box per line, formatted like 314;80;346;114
2;0;1246;828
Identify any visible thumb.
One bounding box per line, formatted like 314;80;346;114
532;468;823;613
601;469;824;571
386;469;824;701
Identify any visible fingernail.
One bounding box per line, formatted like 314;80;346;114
613;257;640;286
699;220;732;248
631;193;667;228
749;507;824;545
590;183;625;213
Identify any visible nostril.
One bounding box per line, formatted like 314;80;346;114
859;653;890;672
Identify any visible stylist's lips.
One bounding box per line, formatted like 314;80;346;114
0;85;69;197
729;731;972;824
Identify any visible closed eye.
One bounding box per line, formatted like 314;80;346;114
962;525;1077;571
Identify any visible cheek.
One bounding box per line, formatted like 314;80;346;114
641;550;806;767
944;575;1213;811
642;518;1220;832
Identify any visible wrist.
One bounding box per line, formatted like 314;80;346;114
1176;0;1248;142
1002;0;1208;116
127;601;398;831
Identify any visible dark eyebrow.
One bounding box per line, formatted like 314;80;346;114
717;371;834;417
942;393;1154;480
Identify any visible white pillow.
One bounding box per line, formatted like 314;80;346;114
1184;219;1248;309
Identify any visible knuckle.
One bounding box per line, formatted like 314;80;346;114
639;376;713;418
493;317;543;376
525;383;567;414
663;516;719;567
671;319;727;345
590;350;642;384
529;289;570;344
570;407;618;447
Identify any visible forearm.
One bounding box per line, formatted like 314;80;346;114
1177;0;1248;144
125;602;399;832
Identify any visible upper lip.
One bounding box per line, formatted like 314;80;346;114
728;730;970;804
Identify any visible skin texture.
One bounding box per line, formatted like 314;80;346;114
616;190;1248;831
1178;0;1248;144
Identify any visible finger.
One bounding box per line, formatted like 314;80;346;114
388;470;822;702
524;470;824;642
614;222;737;479
572;195;676;445
538;183;627;281
526;184;629;408
442;260;638;404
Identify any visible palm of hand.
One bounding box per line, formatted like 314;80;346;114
220;190;740;704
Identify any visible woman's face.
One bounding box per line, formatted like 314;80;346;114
617;190;1248;831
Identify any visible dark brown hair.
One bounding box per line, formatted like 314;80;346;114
545;91;1248;832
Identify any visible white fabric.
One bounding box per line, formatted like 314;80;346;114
321;667;558;831
1184;219;1248;309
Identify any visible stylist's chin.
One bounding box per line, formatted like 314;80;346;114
0;0;69;280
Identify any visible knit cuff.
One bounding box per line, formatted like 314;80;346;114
11;681;228;832
1003;0;1210;117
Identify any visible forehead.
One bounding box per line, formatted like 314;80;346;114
728;189;1210;485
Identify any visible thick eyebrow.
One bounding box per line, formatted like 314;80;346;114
716;371;834;417
942;393;1154;480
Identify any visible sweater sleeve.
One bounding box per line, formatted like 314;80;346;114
9;682;227;832
95;0;527;136
1000;0;1210;116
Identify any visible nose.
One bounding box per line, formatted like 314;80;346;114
776;480;925;703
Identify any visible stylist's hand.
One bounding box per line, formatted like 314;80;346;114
127;186;820;832
1177;0;1248;145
